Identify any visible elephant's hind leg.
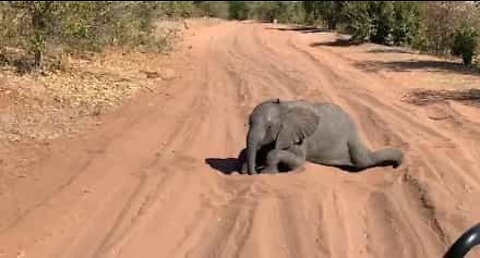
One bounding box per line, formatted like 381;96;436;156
348;138;404;171
261;149;306;174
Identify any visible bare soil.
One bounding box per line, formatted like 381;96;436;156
1;20;480;258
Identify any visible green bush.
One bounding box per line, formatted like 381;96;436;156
194;1;229;19
249;1;275;22
287;2;306;25
270;2;291;24
341;1;422;46
248;1;304;24
369;1;394;45
0;1;191;72
272;1;305;24
162;1;196;18
451;24;478;65
228;1;250;20
302;1;319;25
302;1;344;28
392;1;421;46
343;2;373;43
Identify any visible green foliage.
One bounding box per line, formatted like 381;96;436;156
369;1;394;45
392;1;421;46
162;1;196;18
302;1;321;25
248;1;275;22
273;2;302;24
270;2;291;23
228;1;250;20
1;0;479;70
7;1;61;67
247;1;304;24
286;2;307;25
342;1;422;46
301;1;346;29
343;1;373;43
451;24;478;65
194;1;229;19
0;1;194;71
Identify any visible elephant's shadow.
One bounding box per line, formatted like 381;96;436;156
205;147;272;175
205;157;242;175
205;148;248;175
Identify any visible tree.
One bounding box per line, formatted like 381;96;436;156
247;1;304;24
9;1;60;69
318;1;345;30
249;1;275;22
451;24;478;65
369;1;394;45
342;1;422;46
302;1;321;25
301;1;345;29
329;1;345;30
392;1;421;46
343;1;373;43
0;1;177;72
162;1;196;18
228;1;250;20
194;1;229;19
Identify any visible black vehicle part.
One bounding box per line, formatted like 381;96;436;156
444;223;480;258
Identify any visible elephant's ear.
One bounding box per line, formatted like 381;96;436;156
276;105;320;150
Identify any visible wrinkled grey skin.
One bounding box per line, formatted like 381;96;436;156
240;99;404;175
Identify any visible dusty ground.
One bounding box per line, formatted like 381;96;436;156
1;20;480;258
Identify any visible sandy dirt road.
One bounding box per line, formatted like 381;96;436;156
1;20;480;258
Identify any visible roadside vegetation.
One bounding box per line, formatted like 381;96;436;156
224;1;480;67
0;1;195;146
0;1;478;147
1;1;478;73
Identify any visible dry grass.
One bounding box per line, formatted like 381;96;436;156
403;88;480;107
0;20;185;148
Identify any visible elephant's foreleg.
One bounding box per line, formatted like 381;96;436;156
240;161;248;174
238;147;268;174
348;138;404;171
261;148;306;174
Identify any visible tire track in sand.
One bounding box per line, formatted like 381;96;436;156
1;20;479;258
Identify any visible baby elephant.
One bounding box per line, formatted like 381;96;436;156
240;98;404;175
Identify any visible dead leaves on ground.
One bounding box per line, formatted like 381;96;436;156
403;88;480;107
0;49;175;147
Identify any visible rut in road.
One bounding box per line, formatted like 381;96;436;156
0;21;479;258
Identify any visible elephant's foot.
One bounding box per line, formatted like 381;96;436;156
348;140;405;171
378;149;404;169
240;161;248;174
392;161;400;169
259;167;279;174
392;150;404;168
294;166;307;173
264;149;305;174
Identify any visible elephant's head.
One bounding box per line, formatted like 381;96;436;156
246;98;320;174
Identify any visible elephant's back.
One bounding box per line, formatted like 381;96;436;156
313;102;355;129
306;102;356;164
